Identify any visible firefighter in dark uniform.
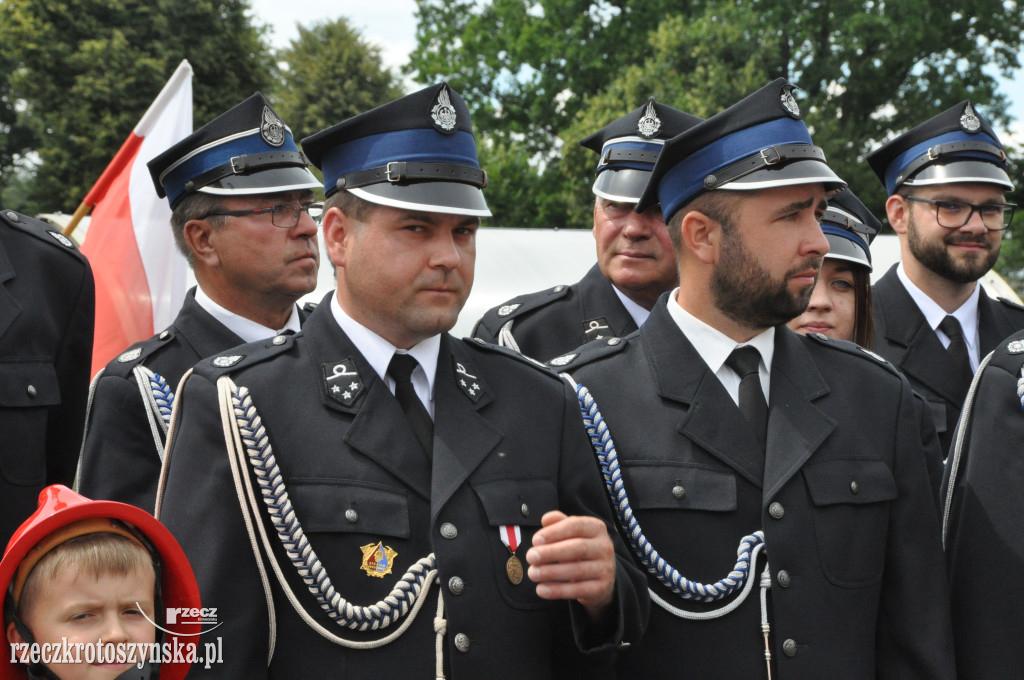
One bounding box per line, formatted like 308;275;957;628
472;100;701;361
155;83;647;679
0;208;94;546
555;79;955;679
942;327;1024;677
867;101;1024;459
77;93;321;512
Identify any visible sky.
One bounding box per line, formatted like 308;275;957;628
248;1;1024;143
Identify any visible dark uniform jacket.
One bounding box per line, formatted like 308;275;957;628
78;288;312;513
942;328;1024;678
156;299;647;679
872;263;1024;458
472;264;638;362
562;302;954;679
77;288;243;512
0;209;94;545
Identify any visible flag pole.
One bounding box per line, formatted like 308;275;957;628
61;59;193;239
62;200;91;237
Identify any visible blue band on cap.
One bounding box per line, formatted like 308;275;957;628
821;221;869;255
883;129;1005;194
162;130;302;206
320;129;481;192
597;139;664;174
657;117;812;219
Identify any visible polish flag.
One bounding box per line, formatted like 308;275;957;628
80;59;193;376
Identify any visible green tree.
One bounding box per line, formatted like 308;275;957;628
275;18;404;142
0;0;274;214
409;0;1024;228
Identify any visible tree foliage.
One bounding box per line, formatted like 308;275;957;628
0;0;274;214
408;0;1024;228
274;18;404;143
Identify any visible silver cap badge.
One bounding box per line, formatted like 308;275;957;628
261;106;286;147
960;102;981;133
780;86;800;119
431;86;458;132
637;101;662;138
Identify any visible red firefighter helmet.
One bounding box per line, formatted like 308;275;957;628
0;485;201;680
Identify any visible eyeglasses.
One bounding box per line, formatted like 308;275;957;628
202;201;324;228
904;195;1016;231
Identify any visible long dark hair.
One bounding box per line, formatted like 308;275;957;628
851;266;874;349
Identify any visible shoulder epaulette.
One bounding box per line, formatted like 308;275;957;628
464;336;554;374
0;209;88;261
548;334;632;370
987;331;1024;374
302;301;319;313
103;329;180;378
193;333;297;379
482;284;574;324
997;296;1024;314
804;332;901;377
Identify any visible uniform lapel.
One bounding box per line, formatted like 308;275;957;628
643;305;766;487
977;287;1019;354
762;329;835;504
302;305;432;500
0;236;20;340
579;264;639;339
430;336;502;520
874;267;965;405
173;288;246;359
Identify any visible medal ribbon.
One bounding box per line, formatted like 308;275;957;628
499;525;521;553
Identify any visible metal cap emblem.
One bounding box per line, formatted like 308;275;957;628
960;102;981;133
780;86;801;119
430;85;458;133
261;106;286;147
637;101;662;138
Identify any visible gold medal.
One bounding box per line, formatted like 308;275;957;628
360;541;398;578
506;554;523;585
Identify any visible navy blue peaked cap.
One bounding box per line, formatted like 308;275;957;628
301;83;490;217
636;79;845;221
867;100;1012;195
821;189;881;272
148;93;318;209
579;99;703;203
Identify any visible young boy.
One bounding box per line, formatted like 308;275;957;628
1;486;200;680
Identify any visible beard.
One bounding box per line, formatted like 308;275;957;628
907;209;1000;284
711;227;820;329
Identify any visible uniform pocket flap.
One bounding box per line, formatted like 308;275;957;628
804;459;897;506
0;361;60;407
473;477;557;527
286;479;410;537
624;461;737;511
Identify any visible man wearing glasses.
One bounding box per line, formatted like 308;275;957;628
77;93;322;512
867;101;1022;460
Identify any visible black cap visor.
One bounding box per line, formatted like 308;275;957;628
198;165;320;197
824;233;871;271
592;168;651;204
719;159;846;194
351;181;491;217
903;159;1014;191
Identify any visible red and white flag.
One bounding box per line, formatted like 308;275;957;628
80;59;193;376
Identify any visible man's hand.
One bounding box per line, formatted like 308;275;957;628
525;510;616;620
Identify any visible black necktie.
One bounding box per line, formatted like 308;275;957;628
938;315;973;401
387;354;433;459
725;346;768;449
